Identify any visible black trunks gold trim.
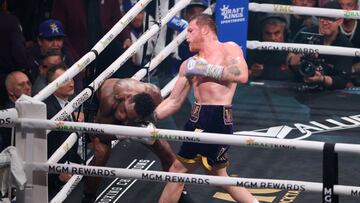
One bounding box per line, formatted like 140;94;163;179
223;106;233;125
190;103;201;122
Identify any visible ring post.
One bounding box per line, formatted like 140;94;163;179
323;143;339;203
15;95;48;203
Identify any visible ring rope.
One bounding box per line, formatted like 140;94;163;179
49;74;177;202
249;3;360;20
46;3;360;202
247;41;360;57
48;2;199;200
15;118;360;155
4;2;360;202
49;6;216;201
160;75;179;97
46;0;192;165
131;29;187;81
49;0;191;127
0;0;152;165
33;0;152;102
31;162;360;198
49;157;93;203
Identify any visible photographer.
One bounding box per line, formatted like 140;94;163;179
287;1;353;90
247;13;295;81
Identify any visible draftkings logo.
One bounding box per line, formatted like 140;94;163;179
219;4;245;24
344;10;360;18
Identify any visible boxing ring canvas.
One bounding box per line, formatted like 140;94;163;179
60;80;360;203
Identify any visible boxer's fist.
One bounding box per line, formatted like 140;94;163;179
185;57;224;79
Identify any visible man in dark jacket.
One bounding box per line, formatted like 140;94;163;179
44;63;82;199
287;1;353;90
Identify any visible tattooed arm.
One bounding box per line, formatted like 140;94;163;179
184;42;248;83
221;42;248;84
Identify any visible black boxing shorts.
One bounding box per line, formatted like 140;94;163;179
177;102;233;171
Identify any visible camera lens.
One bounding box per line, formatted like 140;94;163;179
299;59;316;77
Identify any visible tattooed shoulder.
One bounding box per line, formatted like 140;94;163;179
226;57;241;76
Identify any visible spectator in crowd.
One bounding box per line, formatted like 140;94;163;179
118;0;171;79
338;0;360;46
0;0;29;107
121;0;148;66
289;0;319;40
27;19;74;85
44;63;82;199
120;0;183;84
337;0;360;85
248;0;292;40
247;14;295;81
0;71;32;152
32;49;63;95
287;1;354;90
4;71;32;108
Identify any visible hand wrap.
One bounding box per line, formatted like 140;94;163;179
185;57;224;79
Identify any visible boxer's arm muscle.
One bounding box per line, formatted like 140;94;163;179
221;42;248;84
155;62;191;120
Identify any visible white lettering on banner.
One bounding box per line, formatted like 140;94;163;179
219;4;245;25
239;126;293;139
323;187;332;203
97;159;155;203
235;114;360;140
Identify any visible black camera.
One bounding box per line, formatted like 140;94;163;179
297;31;324;45
299;56;326;77
297;32;325;77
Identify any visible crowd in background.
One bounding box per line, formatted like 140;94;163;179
1;0;360;198
1;0;360;109
248;0;360;89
